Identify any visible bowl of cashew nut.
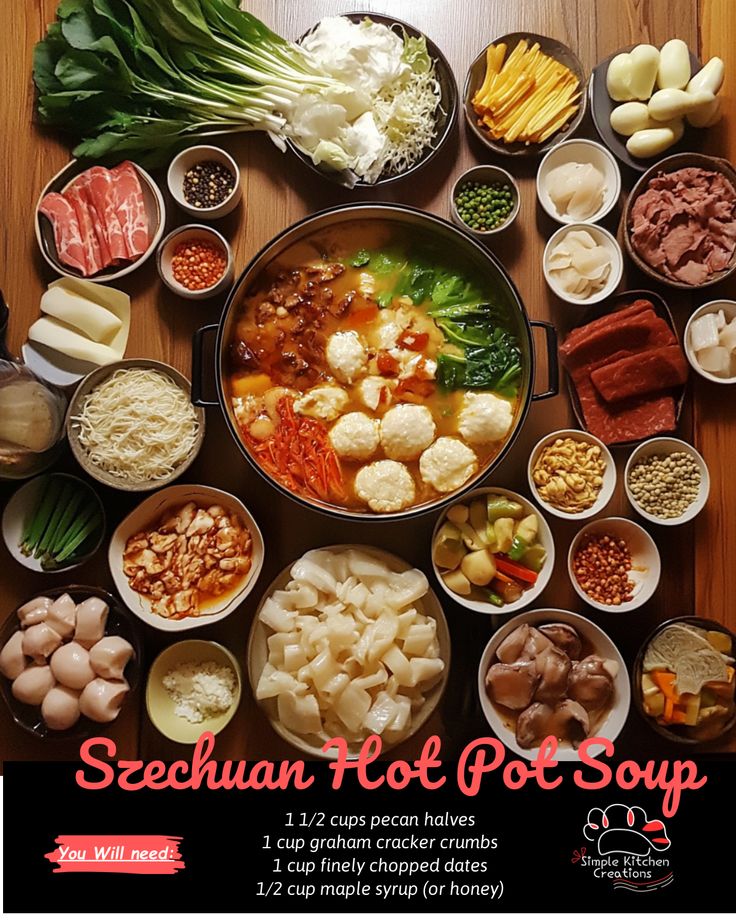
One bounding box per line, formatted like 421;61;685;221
527;428;617;521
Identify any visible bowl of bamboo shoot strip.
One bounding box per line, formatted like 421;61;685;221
2;473;105;573
464;33;587;157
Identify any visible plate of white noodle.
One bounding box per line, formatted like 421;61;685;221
66;358;204;491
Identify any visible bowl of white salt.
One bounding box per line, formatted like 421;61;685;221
146;640;241;744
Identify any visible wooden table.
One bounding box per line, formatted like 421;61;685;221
1;0;734;766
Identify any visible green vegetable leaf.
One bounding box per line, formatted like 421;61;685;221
437;353;466;390
349;249;370;268
33;23;66;93
401;33;431;74
376;291;394;308
370;249;407;275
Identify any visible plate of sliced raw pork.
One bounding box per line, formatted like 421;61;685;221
35;159;165;282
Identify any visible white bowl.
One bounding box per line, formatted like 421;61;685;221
537;139;621;225
568;517;661;612
156;224;234;300
431;487;555;615
624;437;710;526
527;428;616;520
35;159;165;282
450;165;521;237
108;484;264;632
146;640;242;744
477;608;631;761
2;473;105;573
247;545;450;759
543;222;623;305
167;145;242;220
684;300;736;384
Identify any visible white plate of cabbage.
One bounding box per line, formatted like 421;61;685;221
248;545;449;758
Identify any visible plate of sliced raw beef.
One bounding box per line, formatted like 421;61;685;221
561;290;689;447
35;159;165;282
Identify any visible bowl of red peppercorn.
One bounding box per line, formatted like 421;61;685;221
567;517;661;613
167;145;241;219
157;225;234;300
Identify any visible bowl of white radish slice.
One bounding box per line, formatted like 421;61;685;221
247;545;450;759
685;300;736;383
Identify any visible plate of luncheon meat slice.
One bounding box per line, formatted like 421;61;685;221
35;159;165;282
560;290;689;448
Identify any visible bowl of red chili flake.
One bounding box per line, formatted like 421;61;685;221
157;224;233;300
567;517;661;612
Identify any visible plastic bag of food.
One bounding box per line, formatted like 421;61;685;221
0;361;66;479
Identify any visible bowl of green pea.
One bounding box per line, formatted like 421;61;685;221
450;165;520;237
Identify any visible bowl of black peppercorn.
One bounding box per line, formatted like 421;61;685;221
167;145;242;220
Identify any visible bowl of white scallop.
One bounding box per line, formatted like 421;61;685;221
0;586;141;739
537;139;621;225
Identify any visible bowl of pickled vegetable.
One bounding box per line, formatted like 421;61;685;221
634;617;736;744
450;166;521;237
431;487;554;614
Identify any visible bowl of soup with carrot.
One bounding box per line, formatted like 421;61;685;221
212;205;547;518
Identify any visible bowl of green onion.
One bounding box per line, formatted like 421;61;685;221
2;473;105;573
450;165;521;237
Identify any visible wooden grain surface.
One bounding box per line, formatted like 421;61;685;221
0;0;734;766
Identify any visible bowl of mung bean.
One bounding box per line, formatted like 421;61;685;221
568;517;661;613
450;165;520;237
624;437;710;526
528;428;616;520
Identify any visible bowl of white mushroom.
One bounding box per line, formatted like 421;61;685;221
247;545;450;759
0;586;141;739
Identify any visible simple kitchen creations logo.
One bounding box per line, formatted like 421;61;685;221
573;803;674;892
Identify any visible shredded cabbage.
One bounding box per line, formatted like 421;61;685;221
288;17;441;184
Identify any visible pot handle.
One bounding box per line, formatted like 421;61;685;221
530;320;559;401
191;323;220;407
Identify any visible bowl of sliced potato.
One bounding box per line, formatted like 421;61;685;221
431;487;555;614
464;33;587;157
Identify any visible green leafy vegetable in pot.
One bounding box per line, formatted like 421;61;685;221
345;247;522;396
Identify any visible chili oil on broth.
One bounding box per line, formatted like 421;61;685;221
225;221;524;514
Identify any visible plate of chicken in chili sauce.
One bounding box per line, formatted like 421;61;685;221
108;484;265;632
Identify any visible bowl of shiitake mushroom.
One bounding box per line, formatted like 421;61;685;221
477;609;630;760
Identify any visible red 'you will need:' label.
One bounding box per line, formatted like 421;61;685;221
45;835;184;874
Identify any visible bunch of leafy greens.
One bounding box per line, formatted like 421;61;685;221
33;0;346;165
349;248;522;396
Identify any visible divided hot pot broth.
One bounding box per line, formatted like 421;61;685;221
225;221;525;514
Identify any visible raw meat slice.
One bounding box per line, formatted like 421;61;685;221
574;372;676;444
590;345;689;403
69;167;128;264
561;299;653;352
561;309;659;369
109;161;149;258
38;193;88;275
64;183;103;275
68;177;111;269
